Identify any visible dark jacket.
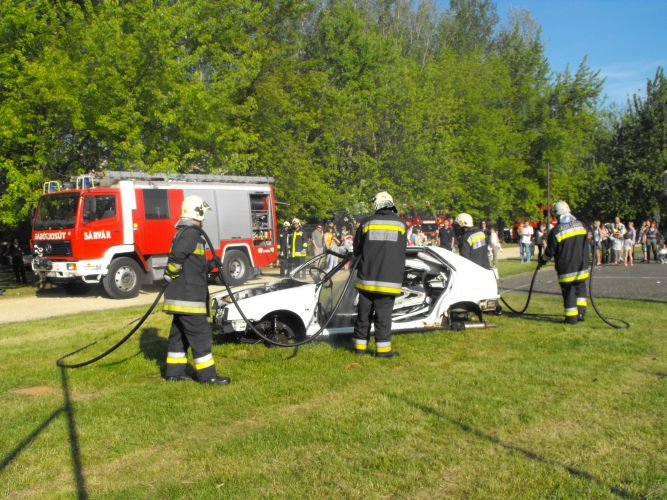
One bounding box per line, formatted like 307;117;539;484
289;228;308;258
163;219;209;315
353;208;407;296
278;230;290;259
458;227;491;269
544;215;589;283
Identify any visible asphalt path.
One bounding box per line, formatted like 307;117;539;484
0;272;282;325
499;261;667;303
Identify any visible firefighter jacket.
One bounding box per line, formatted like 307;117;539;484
290;228;308;258
353;208;407;296
544;215;590;283
278;230;290;259
163;219;209;315
458;227;490;269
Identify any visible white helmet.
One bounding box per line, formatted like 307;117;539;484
455;213;473;228
283;220;290;227
553;200;570;217
181;195;211;221
291;218;300;225
373;191;395;211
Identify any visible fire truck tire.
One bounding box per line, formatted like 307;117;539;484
103;257;144;299
222;249;250;286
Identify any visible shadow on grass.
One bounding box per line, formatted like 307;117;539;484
0;367;88;499
385;393;634;499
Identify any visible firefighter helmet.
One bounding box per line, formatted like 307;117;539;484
292;218;301;225
373;191;395;211
283;220;290;227
553;200;570;217
455;213;473;228
181;195;211;221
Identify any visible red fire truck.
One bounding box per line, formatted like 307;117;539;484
31;171;278;298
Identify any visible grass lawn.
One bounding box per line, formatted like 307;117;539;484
1;294;665;497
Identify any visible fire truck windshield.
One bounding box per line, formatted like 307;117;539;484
34;193;80;230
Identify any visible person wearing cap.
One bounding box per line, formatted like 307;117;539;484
278;220;291;276
352;191;407;358
162;195;230;384
539;200;589;324
289;218;308;275
454;213;491;269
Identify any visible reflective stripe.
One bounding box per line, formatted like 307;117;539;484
163;299;207;314
576;298;587;306
558;270;590;283
556;228;586;242
376;342;392;353
355;279;402;295
194;353;215;370
167;351;186;358
361;219;406;234
565;308;578;317
166;357;187;364
353;339;368;346
167;262;182;272
376;341;391;350
467;233;485;245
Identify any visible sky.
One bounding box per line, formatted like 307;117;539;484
487;0;667;107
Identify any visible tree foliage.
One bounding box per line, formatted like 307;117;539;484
2;0;660;229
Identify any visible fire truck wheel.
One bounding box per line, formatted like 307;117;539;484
103;257;144;299
222;249;250;286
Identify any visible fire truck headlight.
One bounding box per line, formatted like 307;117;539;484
67;263;77;271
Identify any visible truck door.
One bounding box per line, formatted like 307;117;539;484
80;193;124;259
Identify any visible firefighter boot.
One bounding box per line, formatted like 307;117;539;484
200;375;231;385
165;375;194;382
375;351;400;359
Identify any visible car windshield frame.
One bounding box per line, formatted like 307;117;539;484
34;192;80;230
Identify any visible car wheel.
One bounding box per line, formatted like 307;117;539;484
256;314;305;345
223;249;251;286
103;257;144;299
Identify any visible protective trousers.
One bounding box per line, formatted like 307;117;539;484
560;279;587;324
165;314;217;381
353;291;395;353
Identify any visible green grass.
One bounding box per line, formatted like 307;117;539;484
1;296;665;498
0;265;37;298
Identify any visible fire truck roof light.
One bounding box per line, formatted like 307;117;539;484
43;181;61;193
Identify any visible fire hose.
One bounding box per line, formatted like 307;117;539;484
499;237;629;329
57;227;358;368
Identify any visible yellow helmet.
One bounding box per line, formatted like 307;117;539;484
181;195;211;221
455;213;473;228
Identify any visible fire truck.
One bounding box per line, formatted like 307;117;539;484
402;206;439;241
31;171;278;299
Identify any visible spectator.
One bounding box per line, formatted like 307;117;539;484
638;220;650;262
323;224;340;271
610;225;623;265
310;223;324;256
488;226;502;268
600;222;611;263
520;221;534;263
406;225;415;246
9;239;27;284
658;242;667;264
592;221;602;266
645;220;659;263
414;226;428;246
437;219;455;251
624;221;636;266
535;221;546;261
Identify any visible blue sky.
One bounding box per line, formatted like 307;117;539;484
468;1;667;107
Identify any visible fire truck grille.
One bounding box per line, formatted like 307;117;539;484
34;240;72;257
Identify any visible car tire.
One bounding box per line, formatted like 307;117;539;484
222;249;250;287
103;257;144;299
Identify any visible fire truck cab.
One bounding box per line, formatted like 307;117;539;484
31;171;278;299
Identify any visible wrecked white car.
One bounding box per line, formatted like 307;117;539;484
211;246;499;343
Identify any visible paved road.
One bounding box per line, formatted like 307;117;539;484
499;262;667;302
0;273;282;325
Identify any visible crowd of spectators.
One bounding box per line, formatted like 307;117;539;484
591;218;665;266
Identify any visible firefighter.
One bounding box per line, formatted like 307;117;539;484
455;213;491;269
352;191;407;358
539;200;589;324
289;218;308;275
163;195;230;384
278;221;291;276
